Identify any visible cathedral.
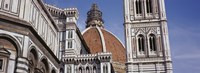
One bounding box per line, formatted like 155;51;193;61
0;0;172;73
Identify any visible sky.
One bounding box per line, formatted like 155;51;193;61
45;0;200;73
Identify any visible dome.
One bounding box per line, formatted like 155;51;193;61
82;27;126;63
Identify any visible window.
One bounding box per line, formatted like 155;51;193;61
103;65;108;73
67;41;72;48
146;0;153;13
0;39;16;72
138;34;145;52
5;4;8;8
136;0;142;14
51;70;56;73
93;67;96;73
60;68;64;73
149;34;156;51
68;30;73;39
67;66;71;73
86;67;89;73
79;67;82;73
103;66;106;73
0;58;7;72
28;49;38;73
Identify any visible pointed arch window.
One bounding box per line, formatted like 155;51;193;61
68;30;73;39
93;67;96;73
103;65;108;73
67;41;73;48
86;67;89;73
136;0;142;14
146;0;153;13
138;34;145;52
60;68;64;73
79;67;82;73
105;65;108;73
67;66;71;73
51;69;56;73
149;34;156;51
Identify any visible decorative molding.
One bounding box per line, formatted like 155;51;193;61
14;35;23;44
132;27;160;37
132;57;164;63
131;23;160;28
28;39;32;47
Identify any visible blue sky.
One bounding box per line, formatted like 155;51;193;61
45;0;200;73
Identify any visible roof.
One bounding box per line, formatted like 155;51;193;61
82;27;126;63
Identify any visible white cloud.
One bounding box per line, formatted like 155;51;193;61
174;53;200;59
169;23;200;60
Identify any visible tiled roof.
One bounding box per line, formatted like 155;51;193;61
83;27;126;63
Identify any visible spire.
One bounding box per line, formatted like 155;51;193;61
86;4;104;28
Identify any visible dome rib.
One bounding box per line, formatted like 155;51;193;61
82;27;126;63
96;26;107;52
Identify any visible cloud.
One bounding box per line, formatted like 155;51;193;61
174;53;200;59
169;22;200;59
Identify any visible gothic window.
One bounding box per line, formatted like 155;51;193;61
67;41;73;48
103;65;108;73
79;67;82;73
86;67;89;73
51;69;56;73
68;30;73;39
28;49;38;73
146;0;153;13
103;65;106;73
67;66;71;73
137;34;145;52
93;67;96;73
149;34;157;51
60;68;64;73
37;58;49;73
136;0;142;14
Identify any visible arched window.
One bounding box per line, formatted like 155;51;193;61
103;65;108;73
136;0;142;14
103;65;106;73
51;69;56;73
37;58;49;73
93;67;96;73
60;68;64;73
28;48;38;73
68;30;73;39
67;66;71;73
86;67;89;73
105;65;108;73
138;34;145;52
0;38;17;73
146;0;152;13
79;67;82;73
149;34;156;51
67;41;73;48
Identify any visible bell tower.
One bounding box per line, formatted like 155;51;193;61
124;0;172;73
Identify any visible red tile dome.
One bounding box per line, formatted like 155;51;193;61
82;27;126;63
